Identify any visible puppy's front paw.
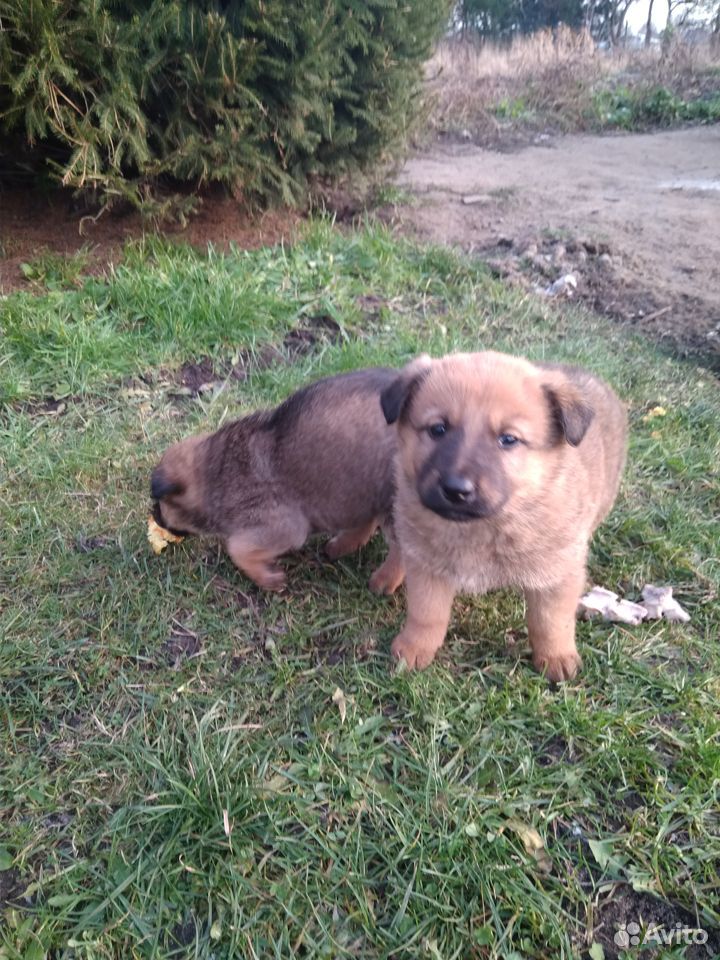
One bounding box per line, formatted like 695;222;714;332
369;562;404;596
391;632;439;670
325;535;348;560
326;521;377;560
253;565;287;591
533;650;582;682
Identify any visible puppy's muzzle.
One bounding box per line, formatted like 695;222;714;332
420;472;507;522
151;500;192;539
440;474;474;504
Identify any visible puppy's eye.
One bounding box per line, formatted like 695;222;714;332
428;421;448;439
498;433;520;448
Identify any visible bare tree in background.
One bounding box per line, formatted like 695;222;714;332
694;0;720;32
452;0;718;41
645;0;657;43
586;0;639;44
665;0;697;31
663;0;719;31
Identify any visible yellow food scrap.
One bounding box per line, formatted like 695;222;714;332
147;515;184;554
642;406;667;422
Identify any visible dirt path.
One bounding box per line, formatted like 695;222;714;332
395;126;720;363
2;126;718;364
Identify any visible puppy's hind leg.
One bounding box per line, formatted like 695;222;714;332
226;515;309;591
325;517;379;560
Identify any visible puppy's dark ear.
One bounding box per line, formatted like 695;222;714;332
381;355;432;425
151;466;183;500
543;382;594;446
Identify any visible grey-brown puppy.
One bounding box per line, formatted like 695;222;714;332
381;350;627;681
151;369;405;592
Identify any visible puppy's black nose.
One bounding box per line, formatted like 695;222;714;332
440;474;474;504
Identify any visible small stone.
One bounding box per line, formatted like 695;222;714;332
197;381;220;395
543;273;578;297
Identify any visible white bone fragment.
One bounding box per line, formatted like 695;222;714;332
641;584;690;623
578;586;646;625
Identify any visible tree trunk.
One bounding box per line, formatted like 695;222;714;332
645;0;656;45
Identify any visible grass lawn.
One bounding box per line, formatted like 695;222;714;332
1;222;719;960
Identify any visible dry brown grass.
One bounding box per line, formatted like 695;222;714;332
426;26;720;145
431;25;599;82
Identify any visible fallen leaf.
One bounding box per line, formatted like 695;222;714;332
506;819;552;874
588;837;627;875
473;925;494;946
332;687;347;724
261;772;289;796
588;838;614;868
642;405;667;422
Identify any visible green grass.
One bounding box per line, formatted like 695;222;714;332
592;85;720;131
16;249;92;293
1;221;719;960
492;97;537;123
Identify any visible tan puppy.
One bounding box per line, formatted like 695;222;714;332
151;369;405;592
381;351;627;681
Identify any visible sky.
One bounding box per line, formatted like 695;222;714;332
626;1;667;33
625;0;713;33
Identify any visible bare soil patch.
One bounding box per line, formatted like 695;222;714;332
162;315;343;397
0;868;23;910
592;885;719;959
0;184;300;293
3;126;719;370
393;125;720;366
